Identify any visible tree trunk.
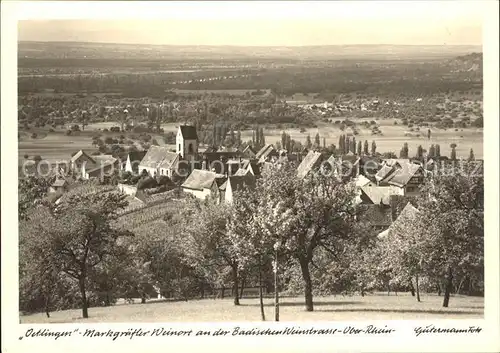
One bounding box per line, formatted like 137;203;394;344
79;278;89;319
443;266;454;308
220;285;225;299
409;280;415;296
239;276;245;299
416;274;421;302
299;258;314;312
437;282;442;296
360;288;365;297
232;265;240;306
259;266;266;321
45;294;51;318
457;276;466;295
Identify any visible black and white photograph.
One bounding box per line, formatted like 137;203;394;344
2;1;499;352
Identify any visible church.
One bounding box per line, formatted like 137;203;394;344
138;125;199;178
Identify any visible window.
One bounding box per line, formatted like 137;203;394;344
178;144;181;152
188;143;194;154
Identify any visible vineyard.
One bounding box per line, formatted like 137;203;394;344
114;199;181;230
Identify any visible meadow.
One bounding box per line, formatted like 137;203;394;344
20;293;484;324
18;117;483;166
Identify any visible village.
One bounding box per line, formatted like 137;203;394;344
30;121;478;250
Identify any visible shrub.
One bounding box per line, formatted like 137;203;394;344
137;176;158;190
71;124;80;132
48;128;55;133
110;126;121;133
66;130;72;136
31;133;37;139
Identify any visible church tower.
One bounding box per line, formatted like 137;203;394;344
176;125;198;161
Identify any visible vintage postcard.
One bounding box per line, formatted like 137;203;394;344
2;1;499;352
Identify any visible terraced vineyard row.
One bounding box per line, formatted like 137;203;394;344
115;201;177;230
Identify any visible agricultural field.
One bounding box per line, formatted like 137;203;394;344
20;293;483;323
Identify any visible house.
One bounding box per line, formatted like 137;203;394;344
233;159;262;178
138;146;180;178
82;155;119;180
359;185;392;206
181;169;226;200
297;150;324;179
219;172;256;204
242;145;257;158
375;159;425;196
48;178;68;193
255;144;279;164
121;151;147;173
176;125;198;161
377;202;419;239
70;150;95;174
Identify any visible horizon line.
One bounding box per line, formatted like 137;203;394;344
18;40;483;49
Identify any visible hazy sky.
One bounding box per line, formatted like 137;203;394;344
17;1;483;46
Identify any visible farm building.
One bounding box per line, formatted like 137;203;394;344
255;144;279;164
376;159;425;196
181;169;226;200
219;173;256;204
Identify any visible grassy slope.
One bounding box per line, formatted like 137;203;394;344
20;293;483;324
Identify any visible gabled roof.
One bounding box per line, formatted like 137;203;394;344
355;175;372;188
359;185;392;205
378;202;419;239
139;146;179;169
220;174;256;192
242;145;256;155
127;151;147;163
386;163;423;187
71;150;95;164
297;150;323;179
181;169;218;190
375;165;394;183
179;125;198;140
255;144;274;160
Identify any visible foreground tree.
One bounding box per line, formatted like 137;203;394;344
258;162;357;311
416;162;484;307
19;187;131;318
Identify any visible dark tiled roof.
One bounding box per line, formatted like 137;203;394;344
255;144;273;160
179;125;198;140
71;150;95;164
128;151;147;163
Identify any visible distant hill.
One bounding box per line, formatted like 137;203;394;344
445;52;483;73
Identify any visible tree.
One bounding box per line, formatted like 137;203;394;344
371;141;377;155
427;129;431;140
19;187;132;318
468;148;475;161
258;162;357;311
400;143;409;158
338;135;344;154
259;127;266;147
435;144;441;158
345;136;351;154
364;140;369;155
18;175;52;221
182;200;242;306
450;146;457;161
416;162;484;307
281;131;287;150
306;134;312;149
416;145;424;159
357;141;362;155
428;144;436;158
351;137;356;154
314;133;321;149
